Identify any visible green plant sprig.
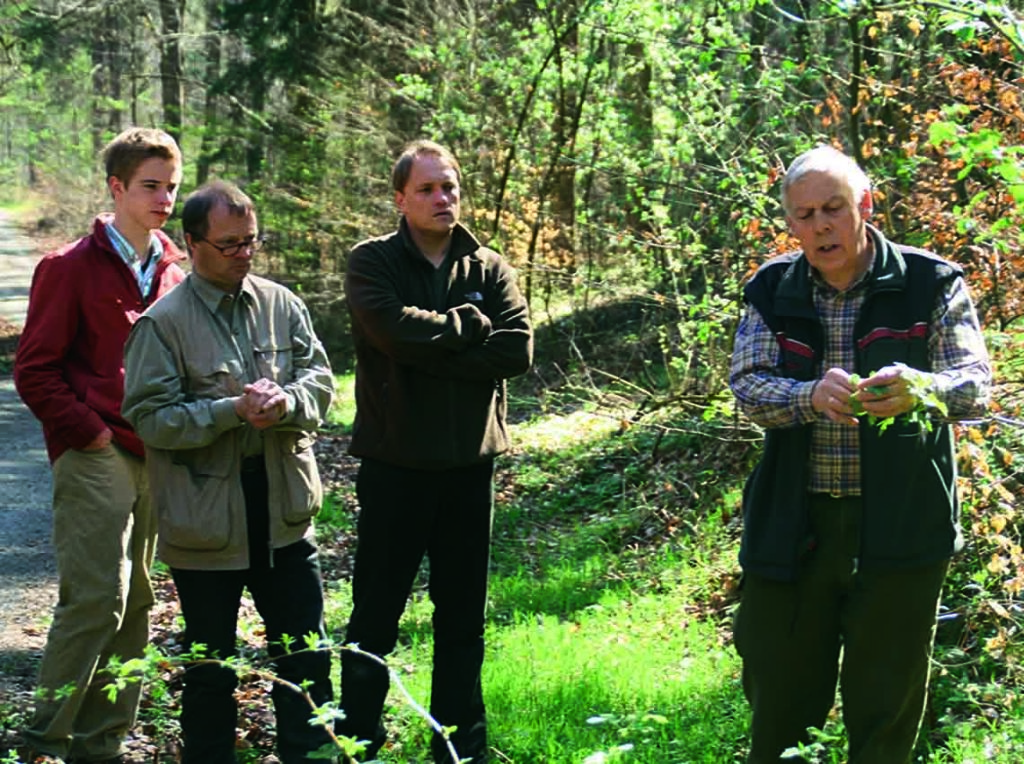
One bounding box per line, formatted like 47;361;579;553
848;364;948;433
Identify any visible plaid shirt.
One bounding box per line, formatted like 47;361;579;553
730;256;990;496
106;221;164;298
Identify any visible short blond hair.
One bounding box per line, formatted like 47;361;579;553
102;127;182;187
391;140;461;193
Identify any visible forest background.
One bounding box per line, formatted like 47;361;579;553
1;0;1024;762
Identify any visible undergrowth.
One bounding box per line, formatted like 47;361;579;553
3;322;1024;763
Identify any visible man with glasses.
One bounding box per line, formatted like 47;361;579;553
122;180;337;764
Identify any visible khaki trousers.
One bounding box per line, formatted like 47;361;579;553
734;495;948;764
23;444;156;761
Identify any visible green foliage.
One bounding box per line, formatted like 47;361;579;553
928;108;1024;241
0;0;1020;330
782;722;848;764
326;372;357;432
849;364;949;433
4;4;1024;759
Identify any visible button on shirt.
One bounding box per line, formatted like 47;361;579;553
807;270;869;495
106;221;163;298
189;274;265;457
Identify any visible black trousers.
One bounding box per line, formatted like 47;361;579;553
734;494;948;764
339;457;495;763
170;463;334;764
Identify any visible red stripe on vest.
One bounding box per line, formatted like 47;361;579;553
775;332;815;358
857;322;927;348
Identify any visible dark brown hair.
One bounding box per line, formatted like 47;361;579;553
181;180;254;242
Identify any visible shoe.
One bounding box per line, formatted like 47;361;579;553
13;747;38;763
14;744;56;763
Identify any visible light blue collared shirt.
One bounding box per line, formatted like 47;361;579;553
106;221;164;298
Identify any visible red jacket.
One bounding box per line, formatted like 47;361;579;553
14;214;186;463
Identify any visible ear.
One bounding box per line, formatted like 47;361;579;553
184;233;196;258
858;189;873;219
108;175;125;200
394;189;406;214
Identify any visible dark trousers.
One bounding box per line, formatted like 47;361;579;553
734;494;949;764
339;457;495;763
170;464;334;764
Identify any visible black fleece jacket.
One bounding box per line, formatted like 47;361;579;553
345;219;533;470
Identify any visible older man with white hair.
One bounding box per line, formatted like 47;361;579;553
729;145;991;763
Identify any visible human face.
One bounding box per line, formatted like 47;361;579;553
785;169;873;291
109;156;181;238
188;203;259;292
395;153;460;242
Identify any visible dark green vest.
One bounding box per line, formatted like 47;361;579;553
740;227;962;581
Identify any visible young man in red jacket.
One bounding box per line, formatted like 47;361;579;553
14;127;186;764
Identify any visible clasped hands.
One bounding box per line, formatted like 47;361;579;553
811;365;918;426
234;377;289;429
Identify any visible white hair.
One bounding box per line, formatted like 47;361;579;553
781;145;872;213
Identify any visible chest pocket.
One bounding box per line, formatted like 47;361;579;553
182;353;246;400
254;343;293;383
448;259;491;312
856;323;930;373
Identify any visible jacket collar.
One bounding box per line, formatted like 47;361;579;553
188;271;257;314
774;225;906;318
397;217;482;265
92;212;187;269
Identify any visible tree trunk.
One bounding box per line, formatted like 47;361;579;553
847;11;863;161
90;26;110;153
158;0;186;145
196;0;222;186
623;39;653;236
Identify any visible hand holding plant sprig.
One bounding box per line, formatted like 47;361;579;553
811;362;947;432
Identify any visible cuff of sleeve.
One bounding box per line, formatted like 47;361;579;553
64;415;109;450
795;380;819;424
279;392;297;424
213;398;244;430
923;371;945;403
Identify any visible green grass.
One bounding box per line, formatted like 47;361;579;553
482;591;746;763
312;402;1024;764
7;374;1016;763
317;409;756;762
349;587;748;763
327;372;356;431
0;199;36;216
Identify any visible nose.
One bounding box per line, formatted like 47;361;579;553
812;211;832;233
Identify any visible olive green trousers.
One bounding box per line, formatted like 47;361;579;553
734;494;948;764
23;444;156;761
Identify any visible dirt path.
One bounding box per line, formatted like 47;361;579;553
0;210;38;329
0;209;55;659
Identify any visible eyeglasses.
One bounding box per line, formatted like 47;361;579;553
197;235;265;257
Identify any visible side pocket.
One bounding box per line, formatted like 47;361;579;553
151;446;233;551
278;431;323;524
